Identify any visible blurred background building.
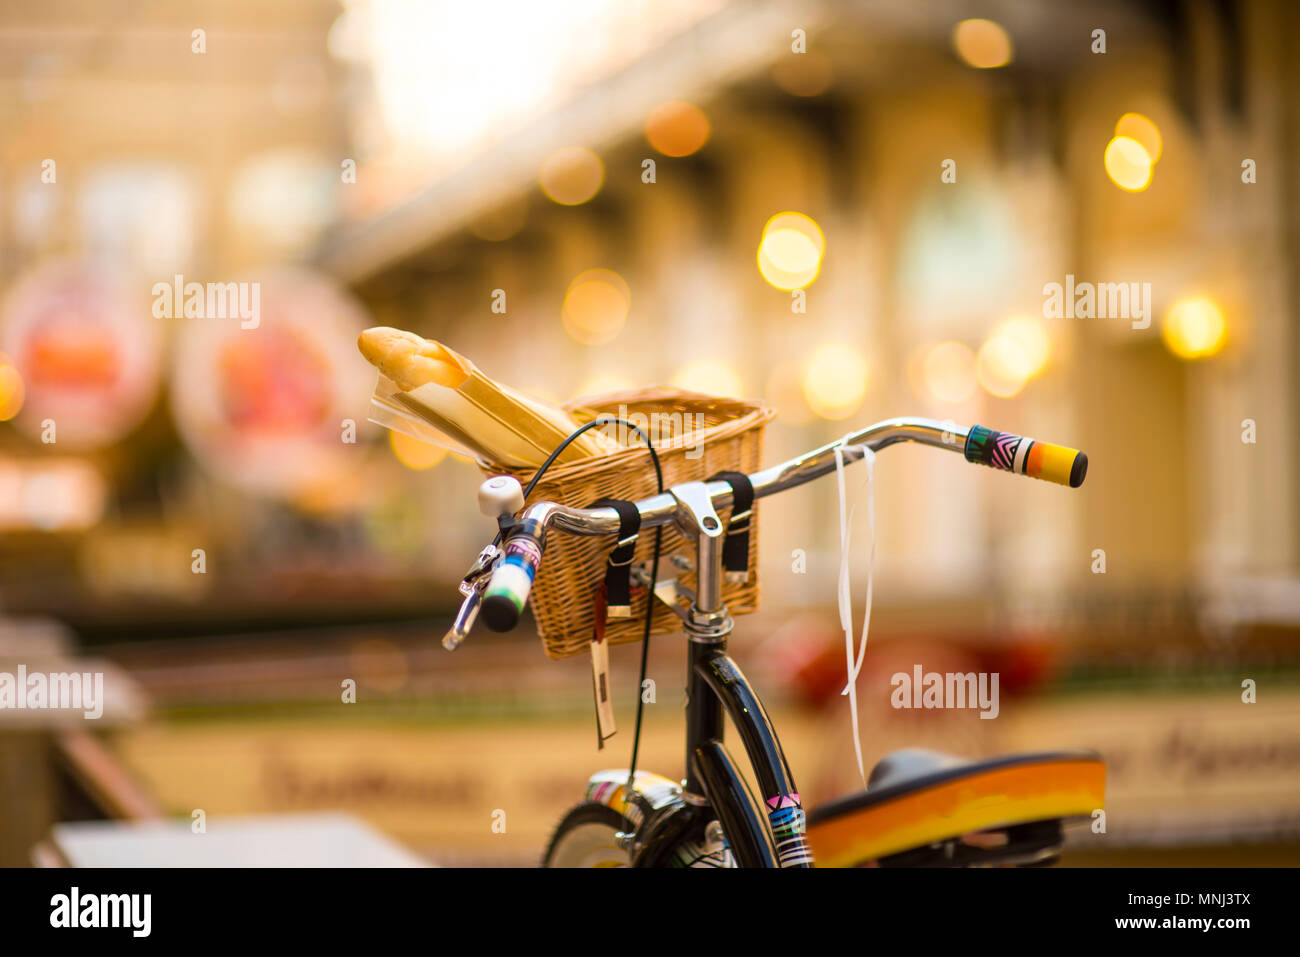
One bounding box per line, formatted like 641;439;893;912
1;0;1298;865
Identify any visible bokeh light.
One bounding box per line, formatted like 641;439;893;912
992;316;1051;378
1104;135;1153;192
645;101;711;157
539;146;604;205
952;19;1013;69
672;360;744;398
757;211;825;290
921;341;976;403
803;343;868;420
0;354;24;421
976;336;1032;398
1162;296;1227;360
562;269;630;345
389;429;447;470
1115;112;1163;163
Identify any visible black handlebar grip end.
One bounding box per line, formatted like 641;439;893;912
480;593;521;632
1070;452;1088;488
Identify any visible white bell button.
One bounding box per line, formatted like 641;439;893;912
478;475;525;518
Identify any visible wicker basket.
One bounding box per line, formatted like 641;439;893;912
479;387;775;659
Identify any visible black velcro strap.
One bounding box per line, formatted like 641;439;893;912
589;498;641;618
709;471;754;582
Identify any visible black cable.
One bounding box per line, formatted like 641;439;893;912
490;417;633;542
626;522;663;798
498;416;663;801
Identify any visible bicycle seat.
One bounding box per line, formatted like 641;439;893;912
866;748;968;790
806;749;1105;867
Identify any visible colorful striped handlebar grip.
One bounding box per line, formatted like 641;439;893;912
964;425;1088;488
481;527;543;632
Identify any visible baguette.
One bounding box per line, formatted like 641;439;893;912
358;326;621;466
357;327;469;392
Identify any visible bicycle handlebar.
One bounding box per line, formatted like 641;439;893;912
478;418;1087;632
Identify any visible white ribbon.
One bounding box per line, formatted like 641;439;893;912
834;443;876;788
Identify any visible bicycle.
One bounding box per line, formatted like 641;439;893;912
444;417;1105;867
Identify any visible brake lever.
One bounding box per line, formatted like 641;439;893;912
443;543;502;650
459;543;501;597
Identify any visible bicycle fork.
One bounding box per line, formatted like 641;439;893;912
669;481;814;867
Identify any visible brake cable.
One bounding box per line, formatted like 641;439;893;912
496;416;664;810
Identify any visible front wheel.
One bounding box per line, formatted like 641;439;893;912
543;800;740;867
542;803;631;868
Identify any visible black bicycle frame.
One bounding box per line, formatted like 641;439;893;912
676;640;814;868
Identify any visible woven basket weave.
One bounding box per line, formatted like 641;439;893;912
479;387;775;660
